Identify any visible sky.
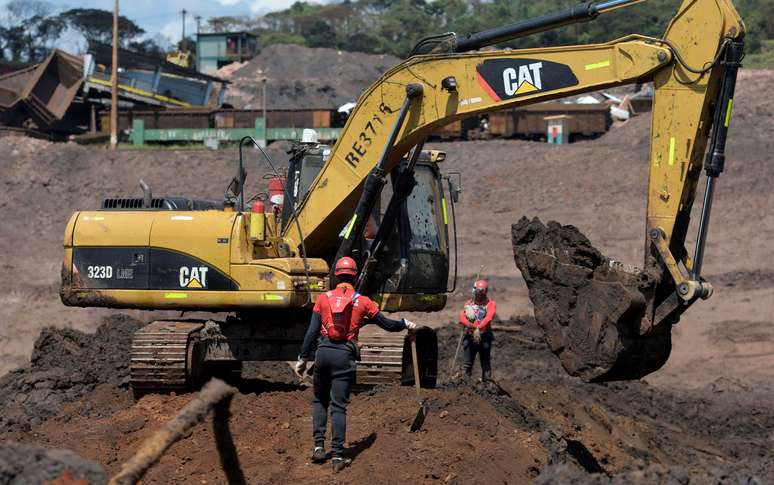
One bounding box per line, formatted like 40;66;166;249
0;0;330;48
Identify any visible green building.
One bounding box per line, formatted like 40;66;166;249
196;32;258;74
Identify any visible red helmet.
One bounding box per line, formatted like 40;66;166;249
334;257;358;276
473;279;488;299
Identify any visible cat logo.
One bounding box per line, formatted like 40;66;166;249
179;266;209;288
476;58;578;102
503;62;543;96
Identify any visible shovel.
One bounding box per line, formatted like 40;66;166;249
409;334;428;432
446;328;465;378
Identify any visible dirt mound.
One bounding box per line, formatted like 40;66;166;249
226;44;400;109
0;314;143;430
3;318;769;484
511;217;672;382
599;112;652;149
0;441;107;485
3;379;545;483
536;462;763;485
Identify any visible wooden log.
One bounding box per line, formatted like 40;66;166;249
109;379;238;485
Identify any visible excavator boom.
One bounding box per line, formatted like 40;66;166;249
279;0;744;380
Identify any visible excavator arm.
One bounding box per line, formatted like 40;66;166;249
280;0;744;380
283;38;674;253
285;0;743;259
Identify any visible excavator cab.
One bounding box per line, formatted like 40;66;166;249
364;151;454;311
282;141;457;312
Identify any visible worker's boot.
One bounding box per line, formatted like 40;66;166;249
332;456;352;473
311;446;326;464
482;368;492;382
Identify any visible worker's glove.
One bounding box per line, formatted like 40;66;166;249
473;327;482;344
403;319;418;334
464;305;476;323
294;358;310;377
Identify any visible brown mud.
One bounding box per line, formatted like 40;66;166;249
511;217;672;382
0;314;143;431
1;319;770;484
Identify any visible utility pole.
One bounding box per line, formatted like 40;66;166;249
180;9;188;52
194;15;202;72
110;0;119;150
262;78;267;124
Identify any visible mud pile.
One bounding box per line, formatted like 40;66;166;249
439;320;771;483
0;441;107;485
225;44;400;109
511;217;672;382
0;317;769;483
0;314;143;430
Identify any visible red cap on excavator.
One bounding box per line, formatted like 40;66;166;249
334;257;358;276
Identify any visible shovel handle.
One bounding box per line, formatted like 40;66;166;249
447;328;465;376
410;335;421;398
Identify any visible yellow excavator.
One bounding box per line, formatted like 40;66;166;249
61;0;744;394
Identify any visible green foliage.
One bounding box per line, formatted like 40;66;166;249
254;29;308;48
745;39;774;69
0;0;65;62
59;8;145;46
207;0;774;61
1;2;166;63
129;39;167;60
307;20;337;48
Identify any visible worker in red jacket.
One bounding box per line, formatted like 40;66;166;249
295;256;417;472
458;279;496;381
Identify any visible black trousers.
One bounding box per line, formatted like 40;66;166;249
312;344;356;456
463;330;493;380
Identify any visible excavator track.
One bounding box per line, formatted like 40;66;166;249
130;321;204;398
356;327;407;387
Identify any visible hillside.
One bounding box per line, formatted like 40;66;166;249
224;44;400;109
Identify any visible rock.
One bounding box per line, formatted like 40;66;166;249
0;441;107;485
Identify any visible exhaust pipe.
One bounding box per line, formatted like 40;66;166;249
139;179;152;209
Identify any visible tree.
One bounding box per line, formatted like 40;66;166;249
128;38;166;59
307;20;337;48
4;0;48;24
59;8;144;47
0;0;63;62
195;0;774;63
2;25;26;61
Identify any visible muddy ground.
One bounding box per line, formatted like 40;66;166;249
1;320;771;484
0;69;772;483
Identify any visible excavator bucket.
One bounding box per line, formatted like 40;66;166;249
511;217;672;382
